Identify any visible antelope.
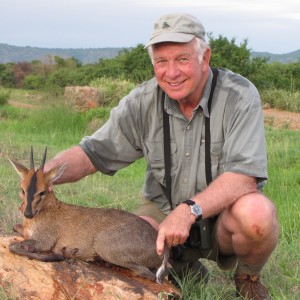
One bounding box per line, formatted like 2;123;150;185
9;147;169;283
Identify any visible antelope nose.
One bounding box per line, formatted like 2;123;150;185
24;208;34;219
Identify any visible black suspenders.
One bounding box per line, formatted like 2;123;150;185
162;68;219;210
204;68;219;185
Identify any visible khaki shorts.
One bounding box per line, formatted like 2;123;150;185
133;197;237;271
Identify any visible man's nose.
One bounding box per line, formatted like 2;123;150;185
165;62;181;78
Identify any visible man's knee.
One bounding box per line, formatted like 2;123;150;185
231;192;279;242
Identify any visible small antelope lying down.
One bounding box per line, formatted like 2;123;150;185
9;148;169;283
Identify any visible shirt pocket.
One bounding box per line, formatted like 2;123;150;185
197;140;224;191
211;141;225;177
144;141;178;184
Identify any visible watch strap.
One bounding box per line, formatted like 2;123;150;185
182;199;196;206
182;199;202;221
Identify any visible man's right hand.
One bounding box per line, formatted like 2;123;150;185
156;203;195;255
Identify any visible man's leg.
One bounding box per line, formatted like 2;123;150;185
216;192;279;299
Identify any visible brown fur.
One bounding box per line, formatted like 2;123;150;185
9;154;169;283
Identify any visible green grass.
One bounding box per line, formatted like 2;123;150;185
0;91;299;299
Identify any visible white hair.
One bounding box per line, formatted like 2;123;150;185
147;37;210;64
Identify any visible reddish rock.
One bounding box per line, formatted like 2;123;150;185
0;236;180;300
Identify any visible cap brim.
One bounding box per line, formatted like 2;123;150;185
145;32;195;48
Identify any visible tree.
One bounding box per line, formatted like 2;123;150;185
12;62;32;87
0;63;14;87
119;44;153;82
208;34;269;89
209;35;250;74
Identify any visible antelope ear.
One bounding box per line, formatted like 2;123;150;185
8;159;29;180
44;163;67;185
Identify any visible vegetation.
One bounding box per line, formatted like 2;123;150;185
0;36;299;112
0;89;299;299
0;89;10;106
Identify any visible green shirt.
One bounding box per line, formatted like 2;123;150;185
80;68;267;214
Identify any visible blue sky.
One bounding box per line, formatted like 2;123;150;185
1;0;299;54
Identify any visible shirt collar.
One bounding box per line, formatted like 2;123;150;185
199;68;213;118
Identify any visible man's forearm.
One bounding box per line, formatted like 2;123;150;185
192;172;257;218
45;146;97;184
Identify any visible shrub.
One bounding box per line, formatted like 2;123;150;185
89;76;137;107
23;74;45;90
0;89;10;106
261;89;300;113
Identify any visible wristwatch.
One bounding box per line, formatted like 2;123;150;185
182;200;202;221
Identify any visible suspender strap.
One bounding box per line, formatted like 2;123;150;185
162;96;173;209
162;68;218;210
205;68;219;186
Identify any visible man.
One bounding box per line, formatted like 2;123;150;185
45;13;279;299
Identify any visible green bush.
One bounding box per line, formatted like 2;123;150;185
0;89;10;106
23;74;45;90
89;76;137;107
261;89;300;113
84;107;111;122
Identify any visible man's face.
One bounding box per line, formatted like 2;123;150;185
152;40;210;105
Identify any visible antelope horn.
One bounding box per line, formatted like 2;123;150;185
40;147;47;170
30;146;34;170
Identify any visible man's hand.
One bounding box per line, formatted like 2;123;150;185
156;203;196;255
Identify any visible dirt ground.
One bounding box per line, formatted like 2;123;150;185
263;108;300;131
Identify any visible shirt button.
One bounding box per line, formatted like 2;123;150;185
187;125;191;130
183;179;188;184
185;152;190;157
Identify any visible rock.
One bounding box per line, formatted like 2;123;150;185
0;236;180;300
263;103;271;109
64;86;101;112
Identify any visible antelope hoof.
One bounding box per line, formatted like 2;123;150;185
13;223;23;236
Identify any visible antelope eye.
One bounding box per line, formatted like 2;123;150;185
37;191;46;205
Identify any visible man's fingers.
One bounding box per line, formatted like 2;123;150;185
156;232;166;256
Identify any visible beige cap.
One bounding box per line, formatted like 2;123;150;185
145;13;206;48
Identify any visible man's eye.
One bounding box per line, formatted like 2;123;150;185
155;60;167;66
178;57;189;63
20;188;25;195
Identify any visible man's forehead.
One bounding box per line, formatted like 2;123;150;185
153;48;195;61
153;41;195;55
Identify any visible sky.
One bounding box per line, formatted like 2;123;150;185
1;0;299;54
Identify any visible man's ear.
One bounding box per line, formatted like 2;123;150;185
202;48;211;71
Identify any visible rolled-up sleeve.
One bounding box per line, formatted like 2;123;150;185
79;95;143;175
223;91;268;181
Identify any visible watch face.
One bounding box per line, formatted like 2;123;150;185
192;204;202;217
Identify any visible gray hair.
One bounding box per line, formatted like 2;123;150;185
147;37;210;64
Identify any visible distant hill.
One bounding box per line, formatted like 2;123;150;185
251;49;300;64
0;43;299;64
0;43;126;64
